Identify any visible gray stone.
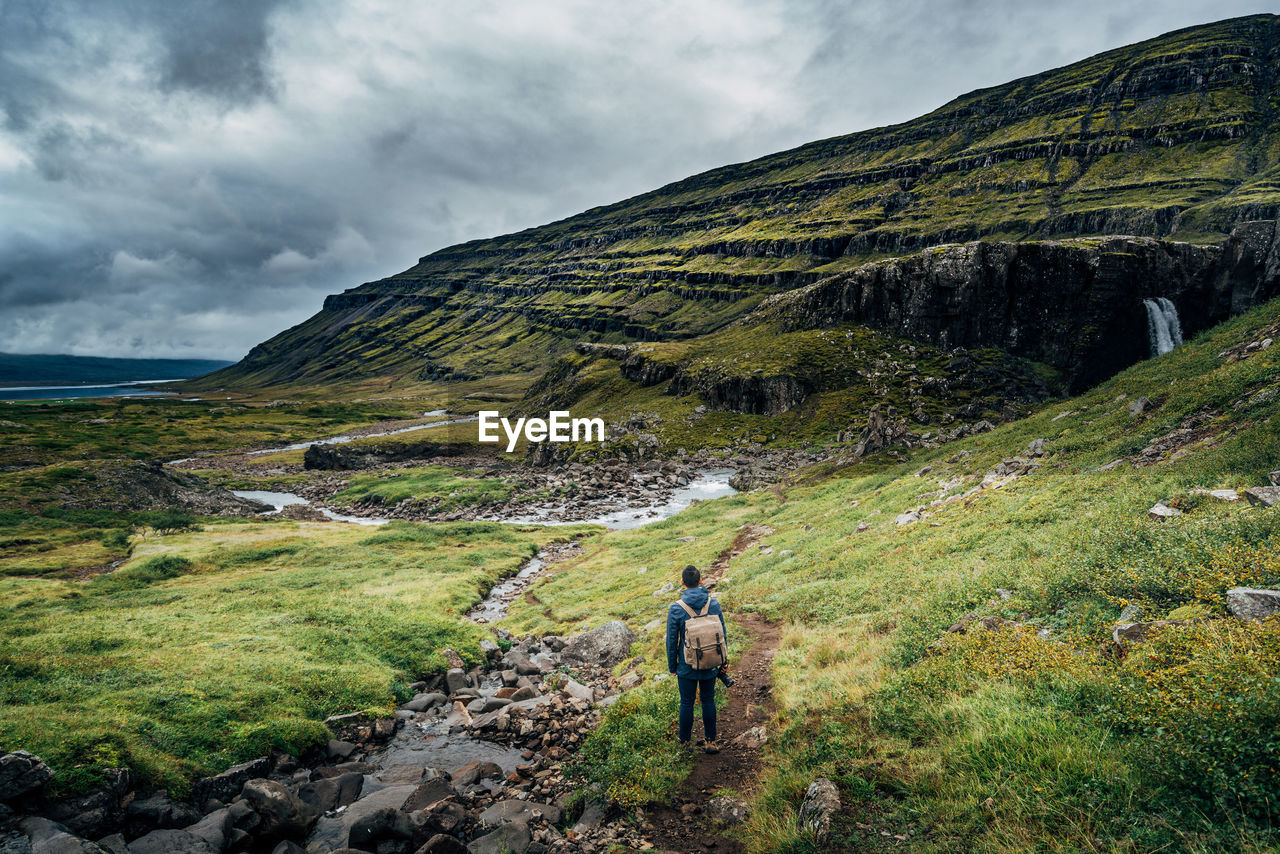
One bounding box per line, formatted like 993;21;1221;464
348;807;414;852
327;740;357;761
466;822;530;854
1270;470;1280;487
296;773;363;814
305;785;415;853
270;843;307;854
450;761;503;788
509;686;540;702
559;679;594;703
125;793;200;837
127;829;217;854
499;670;518;687
1226;587;1280;621
15;818;104;854
185;807;232;852
707;795;750;826
561;621;638;667
414;835;467;854
1245;486;1280;507
444;669;468;695
797;778;840;843
402;692;448;713
93;837;125;854
501;650;542;676
1148;502;1182;520
190;756;272;807
1129;397;1152;415
403;775;456;813
0;751;53;801
1112;620;1186;649
570;803;604;835
477;800;561;829
894;510;921;526
240;779;318;841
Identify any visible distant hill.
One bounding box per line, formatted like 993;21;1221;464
0;354;233;387
201;14;1280;399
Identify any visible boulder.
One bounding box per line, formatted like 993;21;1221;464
240;780;318;841
733;726;768;749
450;761;503;788
559;679;594;703
1148;502;1182;520
327;740;357;761
1226;587;1280;621
466;822;530;854
894;510;921;526
402;775;456;813
305;785;415;853
185;807;232;853
190;756;272;807
444;669;468;695
707;795;750;826
15;818;103;854
348;807;414;852
501;650;541;676
402;693;448;713
124;793;200;837
127;829;217;854
296;772;363;814
570;803;604;835
0;752;53;801
561;621;637;667
1245;486;1280;507
414;835;467;854
477;800;561;829
797;778;840;843
1112;620;1185;649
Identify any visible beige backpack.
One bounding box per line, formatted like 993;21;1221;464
677;599;726;669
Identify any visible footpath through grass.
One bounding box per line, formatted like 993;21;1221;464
507;298;1280;852
0;518;591;795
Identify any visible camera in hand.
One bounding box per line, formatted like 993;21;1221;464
717;667;735;687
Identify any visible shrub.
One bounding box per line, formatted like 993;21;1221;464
570;680;691;807
92;555;194;592
1104;618;1280;817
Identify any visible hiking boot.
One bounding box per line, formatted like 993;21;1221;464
703;739;721;754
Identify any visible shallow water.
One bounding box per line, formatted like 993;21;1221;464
0;379;177;401
231;490;391;526
501;468;738;529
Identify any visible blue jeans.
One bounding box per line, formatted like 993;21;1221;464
677;676;716;743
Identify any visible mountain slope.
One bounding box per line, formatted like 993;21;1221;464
204;14;1280;391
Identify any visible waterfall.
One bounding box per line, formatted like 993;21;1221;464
1144;297;1183;356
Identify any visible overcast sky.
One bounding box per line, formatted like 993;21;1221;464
0;0;1272;360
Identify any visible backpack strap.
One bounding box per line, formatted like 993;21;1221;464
676;600;697;618
699;598;712;616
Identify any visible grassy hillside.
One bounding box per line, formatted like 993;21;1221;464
203;15;1280;390
503;295;1280;851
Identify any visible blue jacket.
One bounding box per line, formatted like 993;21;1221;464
666;586;726;679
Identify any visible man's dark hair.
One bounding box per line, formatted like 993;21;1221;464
682;565;701;588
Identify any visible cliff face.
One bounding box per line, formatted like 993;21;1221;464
758;221;1280;390
198;14;1280;392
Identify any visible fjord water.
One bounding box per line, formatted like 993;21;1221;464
0;354;232;400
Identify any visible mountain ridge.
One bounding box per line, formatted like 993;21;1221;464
197;14;1280;398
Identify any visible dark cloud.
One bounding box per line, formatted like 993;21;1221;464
0;0;1270;359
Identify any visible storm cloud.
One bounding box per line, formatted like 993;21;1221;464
0;0;1269;359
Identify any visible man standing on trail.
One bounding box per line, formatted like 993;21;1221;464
667;565;728;753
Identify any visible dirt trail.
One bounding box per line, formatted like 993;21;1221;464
645;612;781;853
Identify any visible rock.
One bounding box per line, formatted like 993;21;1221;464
1129;397;1152;415
509;686;540;702
239;779;318;841
797;778;840;843
1270;471;1280;487
348;807;414;852
15;818;103;853
450;761;504;788
191;756;272;807
297;773;363;814
127;829;218;854
733;726;767;749
1226;587;1280;620
414;835;468;854
561;621;637;667
946;615;1014;634
444;669;469;695
95;835;126;854
894;510;921;525
466;822;530;854
707;796;750;826
0;751;54;801
1118;603;1143;623
125;793;200;837
402;692;449;713
305;786;416;853
185;807;232;852
1148;502;1182;520
570;803;604;835
1112;620;1186;649
559;679;594;703
1245;486;1280;507
403;775;457;813
270;843;307;854
1190;488;1239;502
652;582;675;597
477;800;562;829
327;740;357;761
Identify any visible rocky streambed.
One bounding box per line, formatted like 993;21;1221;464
0;540;666;854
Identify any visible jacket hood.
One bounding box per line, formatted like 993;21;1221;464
681;586;710;610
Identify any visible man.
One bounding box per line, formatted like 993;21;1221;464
666;564;727;753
